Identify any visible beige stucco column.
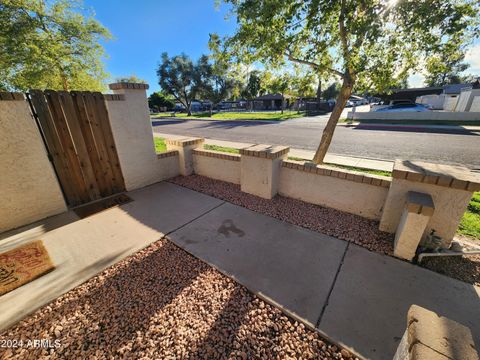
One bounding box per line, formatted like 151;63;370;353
380;159;480;248
239;144;289;199
166;137;204;176
394;191;434;261
394;305;478;360
107;82;181;190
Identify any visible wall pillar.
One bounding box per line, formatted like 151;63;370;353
380;160;480;248
393;305;478;360
393;191;434;261
107;82;175;190
166;138;204;176
239;144;289;199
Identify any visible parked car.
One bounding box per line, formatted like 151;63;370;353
351;98;369;106
372;103;431;112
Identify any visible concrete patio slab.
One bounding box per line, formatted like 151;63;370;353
167;201;348;327
0;182;223;332
319;244;480;359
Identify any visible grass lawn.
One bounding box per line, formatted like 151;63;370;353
323;163;392;177
172;111;306;121
203;144;240;154
458;192;480;239
154;137;167;153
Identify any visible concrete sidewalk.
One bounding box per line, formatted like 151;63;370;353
1;181;478;359
166;199;480;359
154;132;394;172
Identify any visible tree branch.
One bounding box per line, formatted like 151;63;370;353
339;0;350;66
285;51;345;78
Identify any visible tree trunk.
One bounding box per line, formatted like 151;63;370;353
316;79;322;103
312;77;354;164
60;72;68;91
187;103;192;116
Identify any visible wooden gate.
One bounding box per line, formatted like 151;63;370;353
28;90;125;207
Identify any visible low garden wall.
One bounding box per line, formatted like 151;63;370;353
161;135;479;259
192;149;241;184
279;161;390;220
347;111;480;122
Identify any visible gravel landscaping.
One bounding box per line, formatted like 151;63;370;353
168;175;480;287
169;174;394;255
0;239;356;359
420;235;480;286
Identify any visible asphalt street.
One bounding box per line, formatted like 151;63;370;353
152;113;480;169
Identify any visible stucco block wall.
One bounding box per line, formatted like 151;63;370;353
0;98;67;232
347;110;480;121
417;94;445;109
240;156;284;199
443;95;458;111
278;162;390;220
106;84;177;190
380;179;472;244
455;89;480;112
470;96;480;112
193;150;241;184
157;152;180;180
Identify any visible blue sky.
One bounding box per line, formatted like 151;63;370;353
84;1;480;93
83;0;236;94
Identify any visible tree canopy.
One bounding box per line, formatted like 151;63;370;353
148;91;175;112
219;0;480;163
424;41;472;87
157;52;216;116
115;75;147;84
0;0;111;91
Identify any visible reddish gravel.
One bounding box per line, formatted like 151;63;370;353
169;174;394;255
0;239;357;359
421;254;480;286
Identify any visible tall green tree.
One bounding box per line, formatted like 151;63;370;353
116;75;147;84
267;74;292;113
157;53;211;116
148;91;175;112
323;83;342;101
424;41;471;87
241;70;262;100
0;0;110;91
219;0;479;163
200;58;239;114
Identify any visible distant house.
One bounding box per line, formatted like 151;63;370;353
382;87;443;103
218;100;248;111
292;97;332;112
251;93;291;111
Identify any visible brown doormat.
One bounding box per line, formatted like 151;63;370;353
74;193;133;219
0;240;54;296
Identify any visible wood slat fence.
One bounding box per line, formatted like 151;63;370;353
27;90;125;206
